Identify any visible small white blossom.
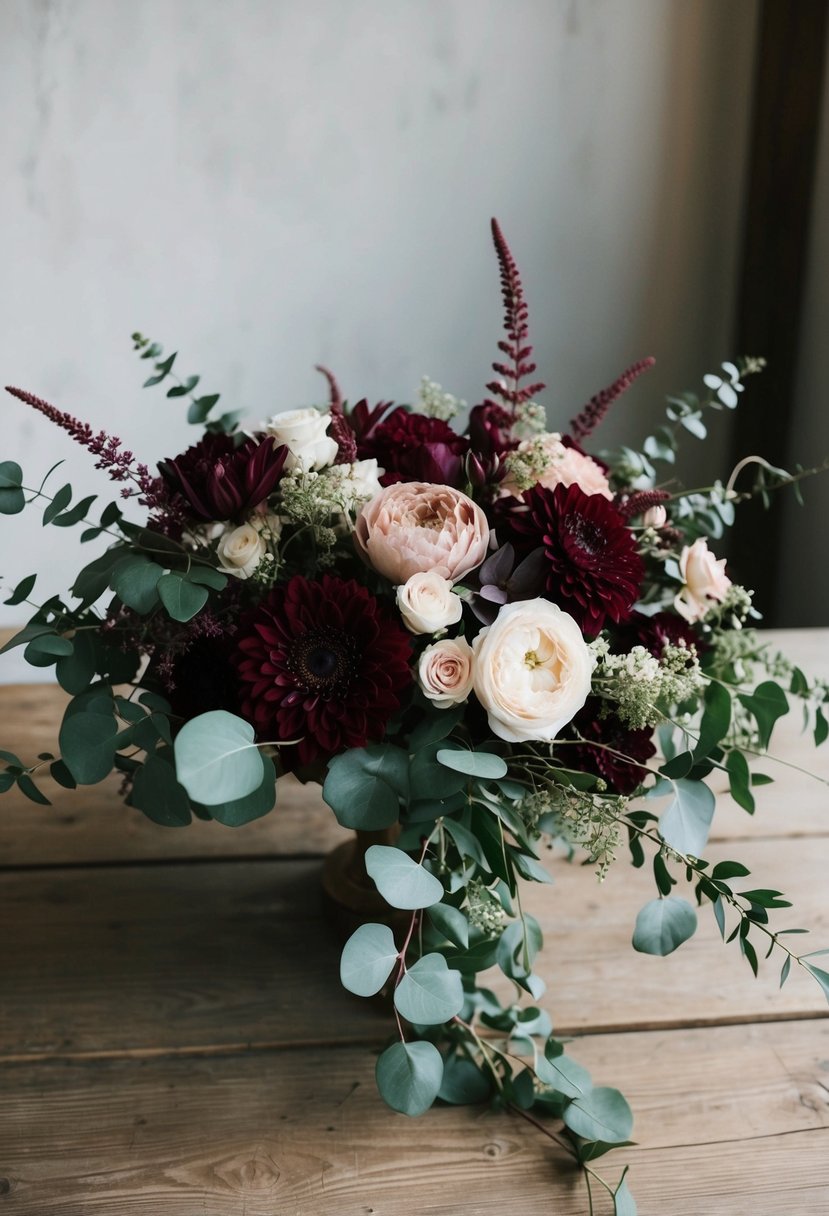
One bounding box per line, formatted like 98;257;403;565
417;376;465;421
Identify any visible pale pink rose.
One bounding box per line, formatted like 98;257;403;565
501;433;612;500
674;538;731;623
355;482;490;585
643;505;667;529
473;599;593;743
396;572;463;635
418;637;475;706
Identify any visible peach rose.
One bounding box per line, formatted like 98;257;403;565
473;599;593;743
396;572;463;635
418;637;475;706
674;539;731;623
355;482;490;585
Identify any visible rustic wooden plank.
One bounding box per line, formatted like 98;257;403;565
1;835;825;1061
0;1020;826;1214
1;629;827;866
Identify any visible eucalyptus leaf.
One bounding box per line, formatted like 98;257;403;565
375;1040;443;1117
340;923;399;997
656;779;715;856
207;754;277;826
323;745;407;830
173;710;264;806
364;845;444;910
131;753;192;826
394;953;464;1024
436;748;508;779
59;711;118;784
563;1086;634;1144
632;897;697;956
157;573;209;622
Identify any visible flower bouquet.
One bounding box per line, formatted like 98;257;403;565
2;220;828;1212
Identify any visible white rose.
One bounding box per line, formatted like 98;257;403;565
345;458;384;508
473;598;593;743
397;572;463;635
216;522;267;580
675;538;731;623
263;407;338;472
418;637;475;706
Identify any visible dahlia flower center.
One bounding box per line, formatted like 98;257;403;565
566;515;604;557
287;628;357;692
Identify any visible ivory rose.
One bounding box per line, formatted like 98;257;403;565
502;432;612;500
217;522;267;579
674;538;732;623
473;599;592;743
418;637;475;706
355;482;490;585
263;407;338;472
643;504;667;529
396;572;463;635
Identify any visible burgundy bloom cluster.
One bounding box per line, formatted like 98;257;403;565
158;432;288;522
234;574;412;770
356;406;470;488
566;698;657;796
497;482;644;637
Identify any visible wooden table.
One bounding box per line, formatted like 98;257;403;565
0;629;827;1215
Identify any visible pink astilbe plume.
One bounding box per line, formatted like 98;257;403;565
484;218;546;415
569;357;656;444
5;384;168;512
316;365;357;464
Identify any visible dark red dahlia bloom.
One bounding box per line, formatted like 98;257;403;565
158;432;288;522
497;483;644;637
565;698;656;795
357;406;469;487
234;574;412;770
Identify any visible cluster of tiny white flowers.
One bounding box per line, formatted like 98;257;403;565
701;583;755;630
465;878;506;937
513;400;547;438
503;436;554;492
417;376;465;421
591;639;705;731
522;784;626;881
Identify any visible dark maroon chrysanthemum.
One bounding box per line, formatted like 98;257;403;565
497;482;644;637
564;698;656;796
158;432;288;522
614;610;703;661
234;574;412;770
357;406;469;487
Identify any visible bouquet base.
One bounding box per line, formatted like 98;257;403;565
321;827;406;943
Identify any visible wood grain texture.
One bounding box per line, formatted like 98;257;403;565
1;835;826;1061
0;1020;826;1215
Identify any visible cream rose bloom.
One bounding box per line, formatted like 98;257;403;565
396;572;463;635
502;432;612;500
216;522;267;579
418;637;475;706
262;407;338;472
675;538;731;623
643;504;667;529
473;599;593;743
355;482;490;585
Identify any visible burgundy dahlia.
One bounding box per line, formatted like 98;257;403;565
564;699;657;796
158;432;288;522
234;574;412;770
357;406;469;487
498;483;644;637
615;610;702;660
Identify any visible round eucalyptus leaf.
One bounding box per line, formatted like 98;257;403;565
59;711;118;785
157;573;209;623
562;1086;634;1145
340;923;399;997
394;953;464;1025
173;710;263;806
375;1040;443;1117
536;1050;593;1100
364;845;443;910
632;897;697;956
206;754;277;826
436;748;508;779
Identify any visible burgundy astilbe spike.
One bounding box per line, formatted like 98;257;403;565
618;488;671;521
315;365;357;464
569;357;656;444
6;385;138;482
484;218;546;415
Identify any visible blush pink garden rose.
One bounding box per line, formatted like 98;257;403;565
355;482;490;585
418;637;475;706
396;571;463;635
473;598;593;743
674;538;732;623
501;432;612;500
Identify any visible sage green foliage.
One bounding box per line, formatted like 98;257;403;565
173;711;264;807
632;897;697;955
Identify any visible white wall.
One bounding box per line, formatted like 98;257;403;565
0;0;758;674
